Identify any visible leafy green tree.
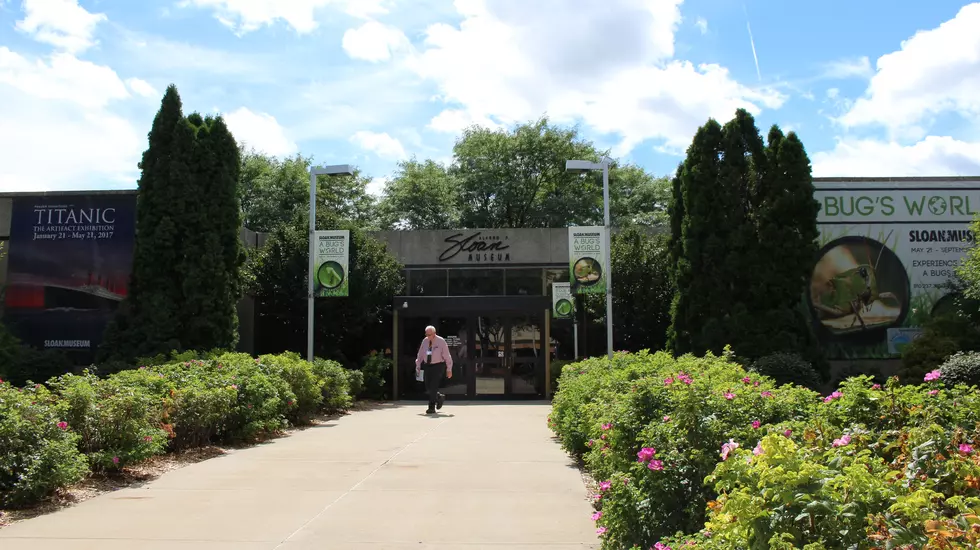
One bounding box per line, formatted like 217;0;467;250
584;227;674;353
238;149;378;233
957;214;980;301
245;209;404;367
377;158;461;229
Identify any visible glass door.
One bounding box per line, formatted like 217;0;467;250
473;316;507;395
437;317;468;396
509;313;545;396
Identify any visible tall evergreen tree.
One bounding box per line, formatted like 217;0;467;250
668;109;823;372
100;86;245;362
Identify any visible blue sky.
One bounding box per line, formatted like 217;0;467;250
1;0;979;194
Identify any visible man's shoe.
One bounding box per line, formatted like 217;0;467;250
436;393;445;410
425;407;436;414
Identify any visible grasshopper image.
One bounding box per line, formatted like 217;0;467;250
811;233;903;331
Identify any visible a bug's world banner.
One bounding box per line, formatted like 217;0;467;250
810;180;980;359
314;230;350;297
2;193;137;363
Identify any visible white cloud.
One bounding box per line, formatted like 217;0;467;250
428;108;499;134
367;176;389;197
125;77;158;98
342;21;411;62
182;0;392;34
695;17;708;34
15;0;107;54
820;56;873;80
812;136;980;177
838;3;980;133
0;48;145;191
405;0;784;154
224;107;298;156
350;130;406;159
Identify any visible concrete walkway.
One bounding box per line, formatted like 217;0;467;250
0;402;599;549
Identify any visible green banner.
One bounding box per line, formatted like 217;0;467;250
314;230;349;297
568;226;606;295
552;282;574;319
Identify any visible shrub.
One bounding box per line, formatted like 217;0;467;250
900;312;980;382
0;380;88;508
258;352;325;424
359;351;391;399
46;372;168;472
550;359;573;395
749;351;822;390
550;349;818;548
940;351;980;388
0;324;74;386
345;368;365;399
312;358;352;413
214;353;293;442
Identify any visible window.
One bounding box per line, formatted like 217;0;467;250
505;269;543;296
407;269;447;296
448;269;504;295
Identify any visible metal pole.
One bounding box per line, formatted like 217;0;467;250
573;318;579;359
602;160;613;360
307;171;317;363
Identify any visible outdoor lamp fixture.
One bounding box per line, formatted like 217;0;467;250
565;158;614;361
308;164;354;362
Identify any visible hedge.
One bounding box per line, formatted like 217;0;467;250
549;349;980;549
0;351;356;509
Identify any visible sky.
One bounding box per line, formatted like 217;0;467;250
1;0;980;196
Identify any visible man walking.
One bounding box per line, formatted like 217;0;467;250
415;325;453;414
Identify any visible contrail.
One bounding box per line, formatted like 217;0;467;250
744;5;761;81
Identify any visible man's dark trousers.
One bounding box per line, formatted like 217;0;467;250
423;362;445;411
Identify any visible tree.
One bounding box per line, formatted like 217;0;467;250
238;149;378;233
667;109;823;370
100;85;246;362
377;158;462;230
245;209;404;366
584;227;675;353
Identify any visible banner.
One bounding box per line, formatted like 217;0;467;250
552;282;574;319
314;230;350;297
568;226;606;295
2;193;137;363
807;181;980;359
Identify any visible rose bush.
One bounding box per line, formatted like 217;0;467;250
551;353;980;550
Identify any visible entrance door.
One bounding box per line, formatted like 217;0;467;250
508;313;545;396
473;316;507;395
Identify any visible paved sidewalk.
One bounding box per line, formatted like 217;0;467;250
0;402;599;549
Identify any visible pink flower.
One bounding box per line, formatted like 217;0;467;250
112;456;120;465
597;527;608;536
929;389;939;396
592;494;603;502
663;415;671;422
599;481;612;492
587;439;595;448
600;434;607;440
959;443;974;454
143;436;153;442
924;369;941;382
832;434;852;448
761;391;773;398
57;421;68;430
724;391;735;400
677;372;693;385
784;429;792;437
872;384;881;390
637;447;657;463
591;511;603;521
753;442;764;456
648;459;664;471
823;391;843;403
742;377;751;384
602;423;612;431
754;381;760;387
664;377;675;386
655;543;673;550
721;439;739;461
751;420;761;429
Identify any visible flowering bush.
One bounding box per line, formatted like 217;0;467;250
0;380;88;508
553;353;980;550
359;350;392;400
550;348;817;548
940;351;980;388
312;358;353;412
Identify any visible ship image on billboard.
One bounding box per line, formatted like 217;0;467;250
808;179;980;359
2;193;136;363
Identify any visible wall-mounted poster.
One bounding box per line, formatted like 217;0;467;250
314;230;350;297
808;179;980;359
2;193;136;363
568;226;606;295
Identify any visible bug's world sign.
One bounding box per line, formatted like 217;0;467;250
808;179;980;359
314;230;349;298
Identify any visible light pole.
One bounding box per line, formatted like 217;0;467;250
565;158;613;361
308;164;354;362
